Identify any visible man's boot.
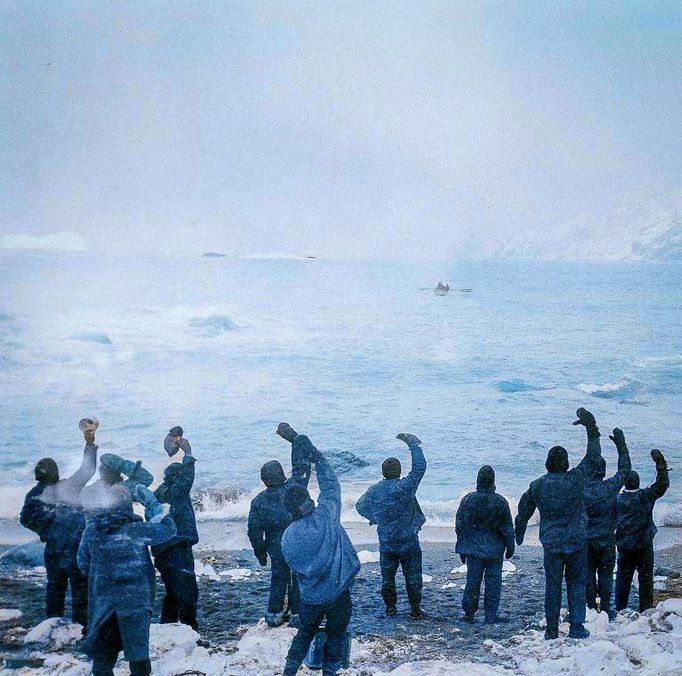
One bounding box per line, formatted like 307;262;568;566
544;626;559;640
568;623;590;639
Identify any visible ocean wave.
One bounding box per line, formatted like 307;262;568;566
495;379;549;394
188;315;237;336
71;332;113;345
577;377;642;399
191;486;538;530
192;487;252;520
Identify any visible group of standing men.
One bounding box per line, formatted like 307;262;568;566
20;421;199;676
19;408;670;676
249;409;669;674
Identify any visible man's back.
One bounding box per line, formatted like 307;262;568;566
456;489;514;559
356;439;426;549
281;449;360;605
527;470;587;553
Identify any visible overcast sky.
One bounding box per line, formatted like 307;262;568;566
1;1;681;259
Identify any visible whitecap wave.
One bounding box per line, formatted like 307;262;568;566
657;502;682;528
578;377;642;399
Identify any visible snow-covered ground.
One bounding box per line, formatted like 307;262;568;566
5;598;682;675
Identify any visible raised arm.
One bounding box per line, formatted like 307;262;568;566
642;449;670;502
572;408;602;478
604;428;631;494
165;454;196;502
514;485;537;545
277;423;311;487
61;432;98;495
394;434;426;497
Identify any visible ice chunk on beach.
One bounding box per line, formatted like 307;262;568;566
451;564;467;575
654;581;666;590
224;619;297;673
358;549;381;564
220;567;252;580
442;582;458;589
23;618;83;651
659;598;682;614
502;561;516;572
194;559;204;576
422;574;433;583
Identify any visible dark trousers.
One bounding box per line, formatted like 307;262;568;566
543;547;586;631
45;550;88;627
154;541;199;629
269;546;300;615
91;614;151;676
462;555;503;622
283;589;352;676
586;538;616;612
615;544;654;612
380;539;423;608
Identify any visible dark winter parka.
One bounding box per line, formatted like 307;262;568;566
515;433;601;554
77;506;176;661
281;437;360;605
455;468;515;559
355;441;426;552
583;445;631;541
616;464;669;551
20;442;98;567
152;455;197;554
247;455;311;561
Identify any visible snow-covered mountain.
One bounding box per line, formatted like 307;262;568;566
479;190;682;262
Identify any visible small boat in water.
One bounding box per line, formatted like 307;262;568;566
434;282;450;295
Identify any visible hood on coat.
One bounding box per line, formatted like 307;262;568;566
546;445;569;473
624;470;640;490
477;465;496;492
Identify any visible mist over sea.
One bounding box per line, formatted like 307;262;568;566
0;253;680;545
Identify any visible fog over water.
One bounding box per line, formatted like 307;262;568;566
2;2;681;259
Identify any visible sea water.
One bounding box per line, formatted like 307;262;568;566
0;253;680;546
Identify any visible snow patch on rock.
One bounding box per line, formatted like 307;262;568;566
23;618;83;651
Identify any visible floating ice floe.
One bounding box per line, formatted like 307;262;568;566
219;567;252;580
358;550;381;564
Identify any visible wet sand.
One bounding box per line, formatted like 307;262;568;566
2;541;681;668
